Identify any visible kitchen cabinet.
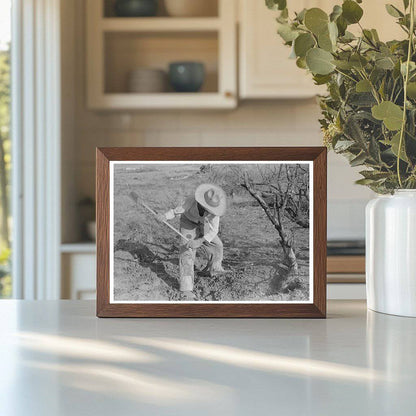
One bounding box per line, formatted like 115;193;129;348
86;0;237;109
239;0;323;99
61;244;96;300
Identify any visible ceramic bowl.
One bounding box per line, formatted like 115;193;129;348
127;68;167;93
168;62;205;93
114;0;158;17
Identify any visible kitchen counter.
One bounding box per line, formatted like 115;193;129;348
0;300;415;415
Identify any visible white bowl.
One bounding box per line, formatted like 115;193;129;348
164;0;217;17
127;68;167;93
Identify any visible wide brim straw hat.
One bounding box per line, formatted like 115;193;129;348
195;184;227;217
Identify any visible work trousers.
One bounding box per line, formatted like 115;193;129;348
179;214;224;292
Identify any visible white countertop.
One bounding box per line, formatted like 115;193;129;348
0;300;415;415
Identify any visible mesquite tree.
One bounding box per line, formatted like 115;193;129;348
208;164;309;272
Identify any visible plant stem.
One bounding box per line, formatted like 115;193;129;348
334;68;357;83
397;0;415;188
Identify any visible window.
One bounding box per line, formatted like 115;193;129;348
0;0;11;298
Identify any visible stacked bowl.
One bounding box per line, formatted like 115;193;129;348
127;68;167;93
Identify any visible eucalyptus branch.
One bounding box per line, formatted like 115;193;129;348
267;0;416;193
397;0;415;187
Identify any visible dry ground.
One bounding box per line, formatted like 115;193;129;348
113;163;310;302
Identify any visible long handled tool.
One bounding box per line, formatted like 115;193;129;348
128;191;190;242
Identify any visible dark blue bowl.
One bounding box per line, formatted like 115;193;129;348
114;0;158;17
169;62;205;93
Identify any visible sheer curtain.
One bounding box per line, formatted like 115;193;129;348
12;0;61;299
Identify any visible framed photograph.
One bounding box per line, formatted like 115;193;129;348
96;147;327;318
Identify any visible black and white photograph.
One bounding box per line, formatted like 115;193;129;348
110;161;313;303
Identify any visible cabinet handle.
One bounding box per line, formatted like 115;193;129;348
225;91;234;98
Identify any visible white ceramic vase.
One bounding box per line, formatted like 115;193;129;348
366;190;416;317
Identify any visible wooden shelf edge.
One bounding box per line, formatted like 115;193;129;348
327;255;365;274
101;17;221;32
61;243;96;254
88;93;237;110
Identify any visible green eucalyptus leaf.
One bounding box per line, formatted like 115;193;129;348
375;56;396;70
296;57;307;69
360;170;391;180
313;74;332;85
407;82;416;99
372;101;403;130
328;21;338;44
276;8;289;23
401;61;416;76
381;132;409;162
318;31;334;52
363;29;375;44
342;0;364;24
339;31;356;43
330;5;343;22
348;92;376;107
399;14;411;29
350;152;368;167
369;137;381;162
393;61;402;78
356;79;372;93
304;8;329;35
385;4;404;18
371;29;380;42
370;67;386;84
294;33;315;57
306;47;335;75
355;178;377;185
350;53;368;69
277;23;299;42
266;0;287;11
336;15;348;36
333;59;353;70
295;8;307;22
334;139;355;152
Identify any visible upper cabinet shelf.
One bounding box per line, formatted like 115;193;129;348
86;0;237;110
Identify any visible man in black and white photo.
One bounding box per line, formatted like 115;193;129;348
158;183;227;299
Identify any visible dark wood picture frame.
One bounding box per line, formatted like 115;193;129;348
96;147;327;318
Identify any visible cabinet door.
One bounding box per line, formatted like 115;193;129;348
239;0;320;99
238;0;403;99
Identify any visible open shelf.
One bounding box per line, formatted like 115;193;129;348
104;31;219;94
86;0;236;109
